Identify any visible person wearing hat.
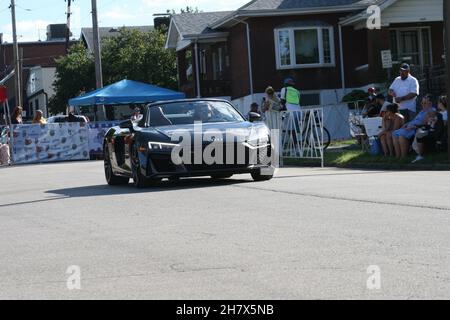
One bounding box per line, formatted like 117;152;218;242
280;77;301;112
388;63;419;122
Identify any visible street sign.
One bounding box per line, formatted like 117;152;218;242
381;50;393;69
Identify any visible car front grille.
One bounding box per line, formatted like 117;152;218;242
148;142;271;174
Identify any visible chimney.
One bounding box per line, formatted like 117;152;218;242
154;15;171;31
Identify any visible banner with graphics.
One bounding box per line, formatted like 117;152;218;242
11;123;90;164
88;121;120;157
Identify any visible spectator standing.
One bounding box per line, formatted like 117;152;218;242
0;127;10;166
280;77;300;112
32;110;47;125
388;63;419;122
379;103;405;157
262;86;281;112
392;94;435;159
11;106;23;125
263;86;282;129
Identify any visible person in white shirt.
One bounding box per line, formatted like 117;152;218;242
388;63;419;122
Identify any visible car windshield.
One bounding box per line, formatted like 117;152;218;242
146;101;244;127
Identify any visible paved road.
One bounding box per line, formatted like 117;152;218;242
0;161;449;299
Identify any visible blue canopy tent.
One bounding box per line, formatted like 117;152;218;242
69;79;185;106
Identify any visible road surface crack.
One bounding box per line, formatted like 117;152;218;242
233;185;450;212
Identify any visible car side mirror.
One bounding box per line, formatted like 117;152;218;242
119;119;134;131
248;112;262;123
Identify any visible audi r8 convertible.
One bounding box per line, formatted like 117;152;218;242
104;99;275;188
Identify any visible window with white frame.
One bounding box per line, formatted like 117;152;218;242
275;26;335;69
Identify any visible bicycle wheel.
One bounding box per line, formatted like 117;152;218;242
322;127;331;150
302;125;331;151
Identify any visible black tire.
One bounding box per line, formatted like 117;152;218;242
131;146;160;188
104;145;129;186
211;174;233;180
323;127;331;150
251;168;274;182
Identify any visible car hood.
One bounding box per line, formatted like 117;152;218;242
139;122;269;144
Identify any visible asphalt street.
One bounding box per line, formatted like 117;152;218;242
0;161;449;299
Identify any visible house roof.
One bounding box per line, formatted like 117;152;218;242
238;0;380;11
81;26;154;52
166;0;387;50
171;11;233;37
211;0;384;28
166;11;232;51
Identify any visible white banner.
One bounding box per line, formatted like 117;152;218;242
11;123;90;164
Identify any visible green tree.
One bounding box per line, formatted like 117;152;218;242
50;28;177;115
167;6;200;14
102;28;177;89
48;43;95;114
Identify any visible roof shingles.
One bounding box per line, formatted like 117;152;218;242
239;0;381;10
172;11;233;37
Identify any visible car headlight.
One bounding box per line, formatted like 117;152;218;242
148;141;179;151
245;127;270;148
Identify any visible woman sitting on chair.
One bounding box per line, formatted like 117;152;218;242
379;103;404;157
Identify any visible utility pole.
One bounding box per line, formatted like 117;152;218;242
65;0;73;53
10;0;22;108
91;0;103;89
445;0;450;158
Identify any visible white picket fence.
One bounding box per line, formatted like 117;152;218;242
265;107;325;167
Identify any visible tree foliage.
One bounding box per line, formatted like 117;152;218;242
102;29;177;89
48;43;95;114
49;28;177;115
167;6;201;14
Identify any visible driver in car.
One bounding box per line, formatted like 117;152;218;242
194;104;213;123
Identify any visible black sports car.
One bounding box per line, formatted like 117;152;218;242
104;99;275;188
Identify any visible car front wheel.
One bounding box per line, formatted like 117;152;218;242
104;145;129;186
131;146;160;188
251;168;274;182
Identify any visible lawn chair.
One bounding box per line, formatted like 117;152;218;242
362;117;383;154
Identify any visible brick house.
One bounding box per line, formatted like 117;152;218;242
0;26;76;120
165;0;444;113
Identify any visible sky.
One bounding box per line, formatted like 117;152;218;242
0;0;250;43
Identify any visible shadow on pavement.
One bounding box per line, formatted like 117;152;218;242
45;177;253;199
